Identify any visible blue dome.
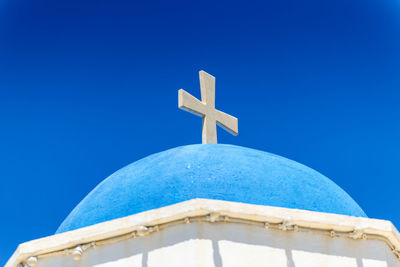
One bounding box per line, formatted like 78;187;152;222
56;144;366;233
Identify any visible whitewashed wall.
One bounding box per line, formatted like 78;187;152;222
35;221;399;267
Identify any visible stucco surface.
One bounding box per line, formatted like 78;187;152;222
38;222;400;267
57;144;366;233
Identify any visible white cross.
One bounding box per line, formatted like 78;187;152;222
178;70;238;144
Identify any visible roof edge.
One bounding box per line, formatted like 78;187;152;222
6;198;400;267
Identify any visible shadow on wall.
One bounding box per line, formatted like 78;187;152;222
212;239;223;267
39;222;396;267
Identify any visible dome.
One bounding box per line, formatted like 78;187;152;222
56;144;366;233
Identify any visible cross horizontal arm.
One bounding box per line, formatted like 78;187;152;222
178;89;206;117
215;110;238;136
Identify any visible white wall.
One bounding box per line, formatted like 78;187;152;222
35;221;400;267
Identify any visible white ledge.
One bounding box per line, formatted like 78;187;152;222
6;199;400;267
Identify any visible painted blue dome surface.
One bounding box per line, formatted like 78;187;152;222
57;144;366;233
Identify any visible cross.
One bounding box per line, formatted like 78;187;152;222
178;70;238;144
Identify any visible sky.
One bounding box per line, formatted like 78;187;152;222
0;0;399;264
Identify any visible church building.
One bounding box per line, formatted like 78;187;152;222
6;71;400;267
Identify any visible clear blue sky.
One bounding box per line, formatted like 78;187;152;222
0;0;399;264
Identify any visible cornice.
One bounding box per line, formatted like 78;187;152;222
6;199;400;267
